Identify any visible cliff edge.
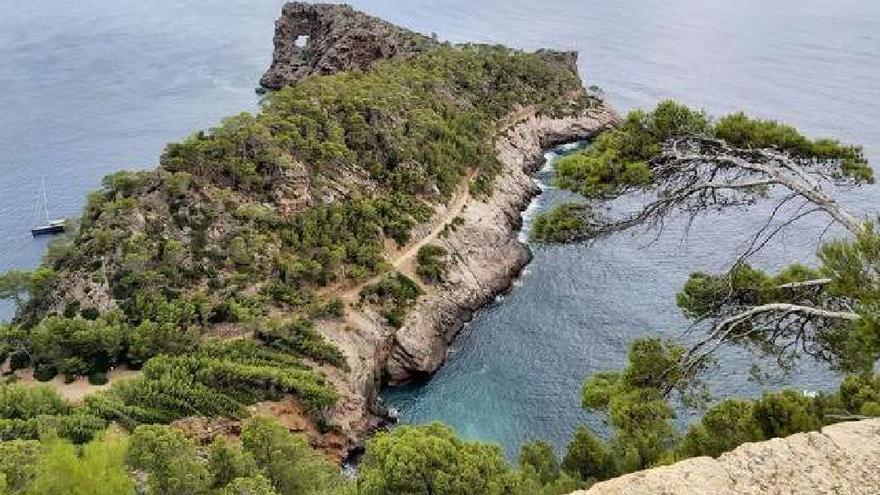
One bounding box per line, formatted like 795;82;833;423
260;2;436;89
571;418;880;495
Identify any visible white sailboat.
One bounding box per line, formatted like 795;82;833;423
31;178;65;236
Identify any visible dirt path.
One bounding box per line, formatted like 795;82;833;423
337;105;540;302
12;366;141;404
338;172;475;302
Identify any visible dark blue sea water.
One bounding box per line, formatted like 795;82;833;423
1;0;878;457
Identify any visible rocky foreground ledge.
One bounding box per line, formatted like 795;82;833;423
571;419;880;495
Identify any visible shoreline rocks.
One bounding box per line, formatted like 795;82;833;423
314;104;620;458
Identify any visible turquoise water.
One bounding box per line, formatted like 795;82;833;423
1;0;878;457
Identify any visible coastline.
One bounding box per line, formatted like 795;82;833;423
312;104;621;458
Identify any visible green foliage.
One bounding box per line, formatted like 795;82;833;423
554;101;707;198
87;372;109;386
128;318;201;365
359;422;521;495
530;203;593;243
677;399;763;458
0;385;68;420
569;335;880;482
256;319;348;370
26;315;128;378
109;351;334;422
240;417;348;495
561;427;613;482
554;100;872;204
416;244;449;283
0;440;39;493
27;432;134;495
751;390;824;438
677;225;880;372
360;273;423;328
0;413;106;445
518;441;559;486
219;475;280;495
839;374;880;415
208;436;259;489
128;425;212;495
713;113;873;183
0;271;33;310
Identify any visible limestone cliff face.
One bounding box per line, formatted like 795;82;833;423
385;110;619;384
314;105;620;455
254;4;623;457
260;2;436;89
571;419;880;495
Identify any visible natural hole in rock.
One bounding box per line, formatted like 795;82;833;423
294;35;309;48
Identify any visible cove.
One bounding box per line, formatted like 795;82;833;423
381;144;841;458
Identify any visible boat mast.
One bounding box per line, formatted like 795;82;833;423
41;177;50;223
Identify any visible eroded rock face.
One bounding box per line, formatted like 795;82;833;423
311;102;620;457
260;2;436;89
571;419;880;495
384;108;620;384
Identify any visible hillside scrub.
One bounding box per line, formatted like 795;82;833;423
0;45;588;427
415;244;449;284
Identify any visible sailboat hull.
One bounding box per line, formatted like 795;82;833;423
31;224;65;236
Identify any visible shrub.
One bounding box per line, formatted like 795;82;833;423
0;384;68;420
562;426;614;482
88;372;109;386
416;244;449;283
9;351;30;372
32;364;57;382
361;273;423;328
530;203;592;243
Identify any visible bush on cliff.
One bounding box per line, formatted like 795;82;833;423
530;202;594;243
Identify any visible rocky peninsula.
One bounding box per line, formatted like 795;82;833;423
258;2;619;455
0;1;616;461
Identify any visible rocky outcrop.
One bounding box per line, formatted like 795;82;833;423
260;2;436;89
571;419;880;495
385;109;619;383
313;103;620;456
256;1;621;457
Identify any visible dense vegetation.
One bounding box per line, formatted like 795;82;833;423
547;100;870;200
529;202;593;243
0;414;349;495
0;45;586;428
0;23;876;493
415;244;449;284
557;339;880;484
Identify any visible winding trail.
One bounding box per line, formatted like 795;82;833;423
337;104;540;302
338;170;476;302
10;105;540;405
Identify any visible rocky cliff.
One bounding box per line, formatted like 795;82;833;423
260;2;436;89
312;106;620;456
256;3;621;455
571;418;880;495
384;111;619;383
